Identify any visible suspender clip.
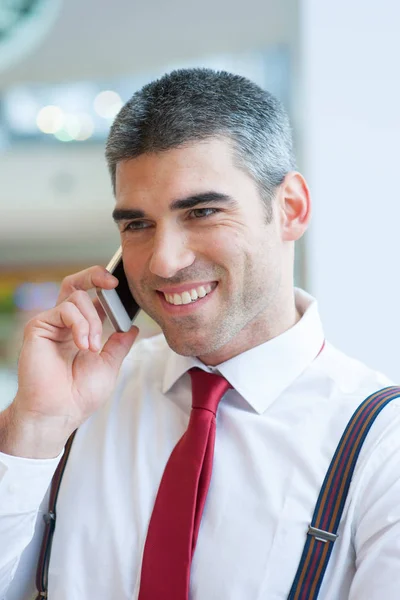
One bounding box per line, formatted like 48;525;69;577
307;525;338;543
43;511;55;526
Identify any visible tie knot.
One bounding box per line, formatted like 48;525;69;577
189;368;231;415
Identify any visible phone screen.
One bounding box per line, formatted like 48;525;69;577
113;259;140;320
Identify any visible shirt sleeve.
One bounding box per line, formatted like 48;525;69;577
0;450;61;598
349;407;400;599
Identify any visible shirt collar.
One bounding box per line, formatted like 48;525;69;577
162;288;325;414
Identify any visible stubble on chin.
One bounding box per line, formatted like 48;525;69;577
161;312;240;359
160;319;213;357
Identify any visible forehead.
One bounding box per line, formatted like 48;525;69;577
114;138;250;204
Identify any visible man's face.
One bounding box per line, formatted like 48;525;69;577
114;138;286;362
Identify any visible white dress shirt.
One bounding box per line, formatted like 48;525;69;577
1;288;399;600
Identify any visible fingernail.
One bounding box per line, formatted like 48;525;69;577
94;334;102;350
81;336;89;349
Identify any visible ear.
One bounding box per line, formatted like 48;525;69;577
277;172;311;242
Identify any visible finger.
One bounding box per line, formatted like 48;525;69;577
32;302;91;351
66;290;104;352
57;266;118;305
59;303;91;350
100;326;139;370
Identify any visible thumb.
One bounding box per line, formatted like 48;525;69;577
100;326;139;370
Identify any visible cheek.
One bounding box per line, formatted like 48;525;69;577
121;244;149;285
200;228;252;265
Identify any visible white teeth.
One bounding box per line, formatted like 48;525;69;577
181;291;192;305
163;284;214;305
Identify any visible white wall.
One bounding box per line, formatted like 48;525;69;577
300;0;400;380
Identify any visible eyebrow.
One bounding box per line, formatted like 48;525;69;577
112;192;236;222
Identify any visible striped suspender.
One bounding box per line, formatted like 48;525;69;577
288;386;400;600
35;430;77;599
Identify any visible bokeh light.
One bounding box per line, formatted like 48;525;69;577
36;105;64;134
73;114;94;141
93;90;123;119
14;282;60;312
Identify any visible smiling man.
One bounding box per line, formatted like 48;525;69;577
1;69;400;600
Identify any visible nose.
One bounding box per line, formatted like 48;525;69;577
148;226;195;279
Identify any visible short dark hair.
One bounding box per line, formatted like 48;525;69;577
105;68;296;220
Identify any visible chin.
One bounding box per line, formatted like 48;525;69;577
162;331;210;358
164;337;204;358
163;326;231;359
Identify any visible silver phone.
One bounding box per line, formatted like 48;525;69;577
96;247;140;332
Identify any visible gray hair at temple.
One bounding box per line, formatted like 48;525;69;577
105;68;296;221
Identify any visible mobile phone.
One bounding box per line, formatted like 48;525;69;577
96;247;140;332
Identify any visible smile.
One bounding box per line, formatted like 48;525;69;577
161;283;216;306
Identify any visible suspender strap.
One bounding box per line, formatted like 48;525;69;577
35;430;77;599
288;385;400;600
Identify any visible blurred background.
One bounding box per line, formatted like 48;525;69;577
1;0;399;407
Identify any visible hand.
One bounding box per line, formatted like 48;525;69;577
1;266;138;458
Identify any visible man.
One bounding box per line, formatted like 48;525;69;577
0;68;399;599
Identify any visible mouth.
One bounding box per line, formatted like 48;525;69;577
156;282;217;311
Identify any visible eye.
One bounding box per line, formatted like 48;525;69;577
122;220;151;232
189;207;219;219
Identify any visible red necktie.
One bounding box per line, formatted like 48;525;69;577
138;367;231;600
